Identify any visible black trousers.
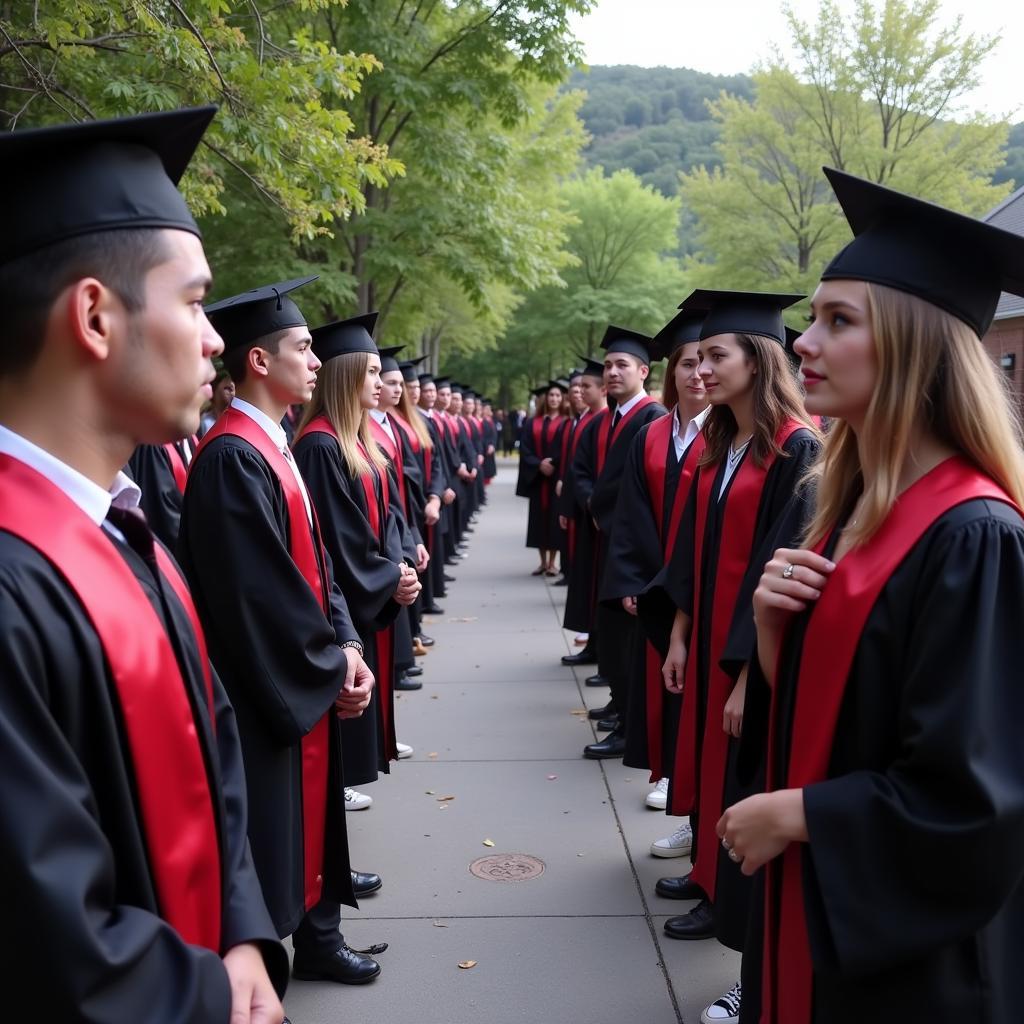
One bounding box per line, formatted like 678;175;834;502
292;898;344;956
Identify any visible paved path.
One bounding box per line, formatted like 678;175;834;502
286;460;740;1024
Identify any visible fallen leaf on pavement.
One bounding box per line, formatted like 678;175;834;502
569;709;588;716
433;921;448;928
546;775;558;781
458;960;477;969
437;795;455;801
482;839;495;847
428;752;438;759
425;790;436;795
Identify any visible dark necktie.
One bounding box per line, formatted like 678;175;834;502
106;504;157;568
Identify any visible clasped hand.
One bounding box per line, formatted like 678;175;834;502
336;647;374;719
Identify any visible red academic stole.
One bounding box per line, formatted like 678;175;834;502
673;419;804;899
595;395;657;477
369;414;407;514
531;415;564;512
392;411;431;488
642;413;706;780
299;416;397;763
0;454;222;949
161;435;197;493
763;457;1017;1024
196;407;329;912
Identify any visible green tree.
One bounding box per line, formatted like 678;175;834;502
680;0;1012;300
0;1;402;238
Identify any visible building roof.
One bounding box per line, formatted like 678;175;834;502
985;183;1024;321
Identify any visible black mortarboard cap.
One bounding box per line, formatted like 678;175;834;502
205;276;317;353
449;382;464;396
2;106;216;265
687;289;804;346
553;377;571;392
649;306;707;361
311;312;380;363
567;366;584;381
574;353;606;379
400;356;427;382
600;325;656;365
378;345;405;374
821;167;1024;337
434;377;451;390
784;326;802;354
417;371;435;385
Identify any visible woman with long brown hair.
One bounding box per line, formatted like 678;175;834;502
293;314;421;796
641;290;821;1024
718;171;1024;1024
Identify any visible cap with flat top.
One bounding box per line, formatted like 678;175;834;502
205;276;317;353
574;353;606;380
649;306;707;361
684;289;804;346
600;325;656;365
1;106;217;265
378;345;405;375
311;312;380;363
400;356;427;382
821;166;1024;337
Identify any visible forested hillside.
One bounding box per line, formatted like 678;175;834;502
570;65;1024;201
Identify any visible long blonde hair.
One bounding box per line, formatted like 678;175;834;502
397;381;433;451
298;352;387;478
701;333;818;469
804;282;1024;547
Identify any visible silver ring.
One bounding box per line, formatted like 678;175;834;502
782;564;795;580
721;838;731;851
728;848;741;863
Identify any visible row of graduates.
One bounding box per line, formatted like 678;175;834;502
0;103;501;1022
533;166;1024;1023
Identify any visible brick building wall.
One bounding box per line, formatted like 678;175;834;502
983;316;1024;419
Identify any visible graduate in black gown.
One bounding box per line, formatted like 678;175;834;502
640;291;820;1024
600;309;709;776
517;381;568;575
125;435;196;548
0;107;287;1021
579;327;667;760
417;373;455;610
481;400;499;482
293;316;421;777
179;278;382;988
718;169;1024;1024
434;379;466;554
560;359;609;666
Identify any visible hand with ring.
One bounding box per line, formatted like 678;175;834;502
752;547;836;638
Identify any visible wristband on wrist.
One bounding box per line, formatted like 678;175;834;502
340;640;364;657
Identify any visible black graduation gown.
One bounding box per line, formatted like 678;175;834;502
600;418;690;771
641;429;820;951
739;497;1024;1024
178;435;359;936
562;411;605;633
518;415;568;550
293;431;406;785
418;410;450;599
482;418;498;479
127;442;187;550
588;400;667;710
437;414;464;549
0;529;289;1020
455;417;478;529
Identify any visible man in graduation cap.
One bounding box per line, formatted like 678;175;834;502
178;276;384;988
433;377;468;556
416;371;455;611
560;358;610;666
0;107;288;1021
576;327;668;760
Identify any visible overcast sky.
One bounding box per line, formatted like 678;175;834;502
569;0;1023;119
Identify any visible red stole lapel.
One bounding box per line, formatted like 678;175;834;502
596;395;656;476
162;441;189;493
392;411;432;489
300;417;397;763
369;415;407;513
673;420;803;900
196;406;329;912
764;458;1016;1024
0;455;222;950
642;412;706;779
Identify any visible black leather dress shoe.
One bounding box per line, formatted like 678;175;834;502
292;945;381;984
394;675;423;691
418;634;436;646
405;665;424;677
588;701;615;721
583;728;626;760
443;573;457;583
655;874;704;901
663;898;715;940
423;604;445;614
351;870;383;897
445;557;460;566
561;647;597;666
584;673;610;688
596;716;619;732
552;575;568;587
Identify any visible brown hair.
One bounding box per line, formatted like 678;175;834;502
803;283;1024;547
297;352;387;478
701;333;817;469
661;346;684;410
397;381;433;450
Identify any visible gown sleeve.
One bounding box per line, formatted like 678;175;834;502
801;503;1024;975
127;445;183;551
571;418;598;512
179;444;347;744
517;418;540;496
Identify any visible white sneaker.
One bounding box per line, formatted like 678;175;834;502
344;787;372;811
646;777;669;809
650;820;693;857
396;741;414;759
701;982;741;1024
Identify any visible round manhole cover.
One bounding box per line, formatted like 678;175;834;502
469;853;546;882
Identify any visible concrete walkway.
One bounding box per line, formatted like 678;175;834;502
286;460;740;1024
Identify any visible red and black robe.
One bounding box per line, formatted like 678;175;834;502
516;413;568;551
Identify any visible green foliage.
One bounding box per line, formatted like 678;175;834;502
994;123;1024;190
681;0;1013;312
0;0;402;238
